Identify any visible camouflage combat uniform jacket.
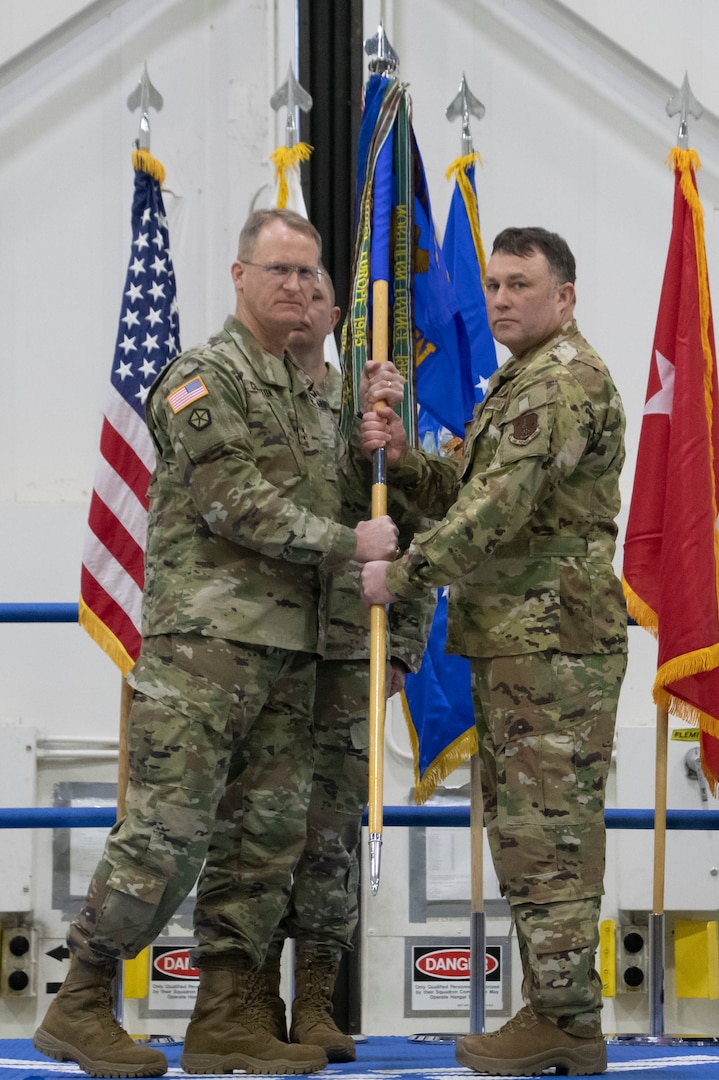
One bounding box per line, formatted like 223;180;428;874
142;316;360;656
384;319;627;659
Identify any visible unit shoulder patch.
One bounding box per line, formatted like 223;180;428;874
188;408;211;431
509;411;540;445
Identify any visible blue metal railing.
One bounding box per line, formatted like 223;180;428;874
1;805;719;830
0;603;79;622
2;602;717;833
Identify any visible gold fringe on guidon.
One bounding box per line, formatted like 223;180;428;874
269;143;313;209
132;148;166;187
401;690;478;805
445;152;487;280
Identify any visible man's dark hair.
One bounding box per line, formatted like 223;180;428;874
237;208;322;260
491;227;576;285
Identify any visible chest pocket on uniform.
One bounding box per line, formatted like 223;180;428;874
305;389;341;484
459;394;506;480
495;383;555;467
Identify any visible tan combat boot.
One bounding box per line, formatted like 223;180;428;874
289;945;356;1063
455;1005;607;1077
33;956;167;1077
255;942;288;1041
180;958;327;1075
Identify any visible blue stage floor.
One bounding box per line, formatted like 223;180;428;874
3;1036;719;1079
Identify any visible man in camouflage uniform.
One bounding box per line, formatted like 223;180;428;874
361;227;627;1077
255;273;431;1062
33;209;398;1078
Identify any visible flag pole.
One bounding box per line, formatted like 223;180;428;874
269;62;313;214
649;706;669;1036
114;64;166;1030
469;755;486;1033
114;60;167;831
613;74;719;1049
368;278;389;895
113;60;166;828
447;75;487;1031
117;679;132;819
364;24;400;896
646;76;704;1043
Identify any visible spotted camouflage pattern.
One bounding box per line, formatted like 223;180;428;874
470;650;626;904
276;366;432;954
385;320;628;661
68;634;318;965
514;897;604;1035
66;317;373;970
383;320;627;1024
143;316;360;655
278;658;370;950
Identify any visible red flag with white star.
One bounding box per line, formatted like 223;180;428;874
623;147;719;793
79;149;180;673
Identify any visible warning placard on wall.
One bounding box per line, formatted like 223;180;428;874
404;936;510;1018
148;944;199;1013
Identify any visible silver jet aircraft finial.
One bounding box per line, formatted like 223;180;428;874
364;21;399;77
666;72;703;150
127;62;163;152
270;63;313;149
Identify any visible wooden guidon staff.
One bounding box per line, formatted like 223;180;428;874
368;279;389;895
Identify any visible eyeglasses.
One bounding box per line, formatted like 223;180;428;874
240;261;324;287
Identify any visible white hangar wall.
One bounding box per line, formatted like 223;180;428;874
1;0;719;1040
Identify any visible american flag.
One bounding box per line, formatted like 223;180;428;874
79;150;180;674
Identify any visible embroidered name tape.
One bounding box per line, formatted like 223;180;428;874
168;376;209;414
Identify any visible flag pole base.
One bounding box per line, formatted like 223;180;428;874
648;912;665;1036
369;832;382;895
470;910;486;1034
407;1033;460;1043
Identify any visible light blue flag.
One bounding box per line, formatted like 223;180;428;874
404;154;497;802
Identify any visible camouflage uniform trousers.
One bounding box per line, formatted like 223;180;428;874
67;632;318;970
469;649;627;1034
278;658;370;952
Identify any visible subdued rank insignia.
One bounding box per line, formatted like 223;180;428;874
188;408;211;431
509;411;539;445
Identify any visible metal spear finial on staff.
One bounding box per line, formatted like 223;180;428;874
446;73;485;157
270;62;313;150
127;62;163;152
365;21;399;78
666;71;703;150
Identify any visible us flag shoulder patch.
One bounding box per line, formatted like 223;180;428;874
168;376;209;413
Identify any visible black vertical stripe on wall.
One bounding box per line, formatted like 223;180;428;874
298;0;364;335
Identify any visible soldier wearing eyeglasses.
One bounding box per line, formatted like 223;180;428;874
33;209;399;1079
